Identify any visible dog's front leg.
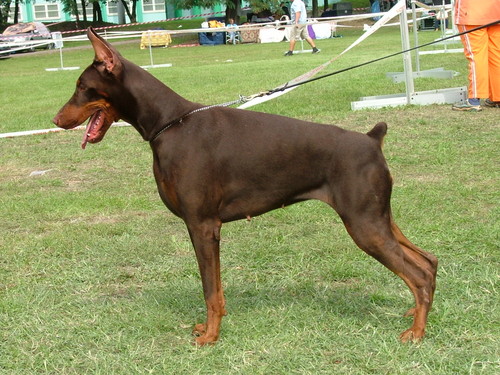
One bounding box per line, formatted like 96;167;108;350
186;219;226;345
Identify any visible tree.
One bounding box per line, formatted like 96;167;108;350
0;0;27;26
92;0;103;22
0;0;12;25
60;0;104;23
60;0;80;22
80;0;87;21
171;0;283;24
119;0;138;23
12;0;20;23
311;0;318;17
226;0;242;23
171;0;322;23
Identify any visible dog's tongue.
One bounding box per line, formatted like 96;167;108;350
81;111;102;149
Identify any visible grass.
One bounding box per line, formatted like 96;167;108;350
1;23;499;374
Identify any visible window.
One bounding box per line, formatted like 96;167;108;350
108;1;118;16
33;3;60;20
143;0;165;13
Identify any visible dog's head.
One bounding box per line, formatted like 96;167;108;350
53;27;122;149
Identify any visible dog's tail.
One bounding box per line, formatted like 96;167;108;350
367;122;387;148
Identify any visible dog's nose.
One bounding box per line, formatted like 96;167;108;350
52;114;60;126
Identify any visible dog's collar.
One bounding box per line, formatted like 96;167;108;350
149;106;212;143
149;111;191;143
149;96;250;143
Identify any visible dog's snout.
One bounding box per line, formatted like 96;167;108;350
53;112;69;128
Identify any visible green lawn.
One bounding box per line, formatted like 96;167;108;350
0;23;499;374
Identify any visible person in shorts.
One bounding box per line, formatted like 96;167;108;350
284;0;320;56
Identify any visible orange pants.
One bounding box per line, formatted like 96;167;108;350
458;24;500;101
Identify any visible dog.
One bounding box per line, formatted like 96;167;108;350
53;27;438;345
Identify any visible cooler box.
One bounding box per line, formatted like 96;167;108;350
331;2;352;16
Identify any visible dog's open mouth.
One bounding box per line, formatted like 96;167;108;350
81;110;112;149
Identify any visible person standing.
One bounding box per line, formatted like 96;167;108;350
452;0;500;111
284;0;320;56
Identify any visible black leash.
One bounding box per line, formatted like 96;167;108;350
150;19;500;141
266;19;500;96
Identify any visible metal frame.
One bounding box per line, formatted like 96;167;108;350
45;32;80;72
351;1;466;110
140;32;173;70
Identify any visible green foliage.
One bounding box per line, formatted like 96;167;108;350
59;0;78;17
0;0;13;24
247;0;282;13
171;0;281;13
172;0;222;9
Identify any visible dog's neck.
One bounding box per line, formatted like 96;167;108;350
117;59;201;141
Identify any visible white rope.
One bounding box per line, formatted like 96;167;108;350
239;0;408;109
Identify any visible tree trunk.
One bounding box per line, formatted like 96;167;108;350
73;0;80;25
120;0;137;23
14;0;20;24
312;0;318;18
93;1;103;23
81;0;87;22
225;0;241;24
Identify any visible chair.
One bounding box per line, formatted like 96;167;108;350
225;29;241;44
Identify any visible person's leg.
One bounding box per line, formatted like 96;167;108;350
300;25;319;53
458;24;489;100
487;24;500;102
285;25;299;55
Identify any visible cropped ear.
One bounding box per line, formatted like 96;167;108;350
87;27;122;75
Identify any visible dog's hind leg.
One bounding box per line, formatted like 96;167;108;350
342;213;437;342
330;162;437;342
390;219;438;340
186;218;227;346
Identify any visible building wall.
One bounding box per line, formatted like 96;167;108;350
11;0;225;24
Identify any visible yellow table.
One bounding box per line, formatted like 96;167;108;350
140;31;172;49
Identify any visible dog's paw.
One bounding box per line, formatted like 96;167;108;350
194;334;218;346
191;323;220;345
192;323;207;337
400;328;424;343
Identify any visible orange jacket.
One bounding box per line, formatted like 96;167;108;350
454;0;500;25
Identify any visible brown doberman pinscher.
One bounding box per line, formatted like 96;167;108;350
53;28;438;345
